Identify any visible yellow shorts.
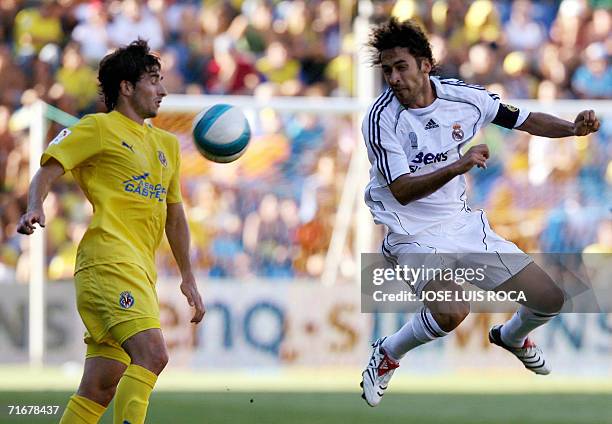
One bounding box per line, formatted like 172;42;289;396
75;262;160;366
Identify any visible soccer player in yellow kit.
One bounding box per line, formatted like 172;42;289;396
17;40;205;424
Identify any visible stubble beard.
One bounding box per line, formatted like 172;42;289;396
394;88;414;107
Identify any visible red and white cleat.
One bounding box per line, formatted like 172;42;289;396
360;337;400;407
489;324;551;375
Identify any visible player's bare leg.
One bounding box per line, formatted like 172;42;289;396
122;328;169;375
489;262;564;375
77;357;127;406
361;279;469;406
59;357;126;423
495;262;564;314
113;328;169;424
423;279;471;332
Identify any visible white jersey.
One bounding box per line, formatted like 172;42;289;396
362;76;529;236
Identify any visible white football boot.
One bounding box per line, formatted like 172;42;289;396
360;337;400;407
489;324;551;375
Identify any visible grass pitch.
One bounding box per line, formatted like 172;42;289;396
1;391;611;424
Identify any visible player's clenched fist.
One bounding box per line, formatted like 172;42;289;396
573;110;600;136
17;209;46;235
454;144;490;174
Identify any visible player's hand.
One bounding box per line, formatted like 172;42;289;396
180;274;205;324
16;209;46;235
574;110;600;136
454;144;489;174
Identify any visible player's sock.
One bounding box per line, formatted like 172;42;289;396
382;307;448;360
59;394;106;423
113;364;157;424
500;306;559;348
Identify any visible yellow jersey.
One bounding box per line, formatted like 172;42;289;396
41;110;182;282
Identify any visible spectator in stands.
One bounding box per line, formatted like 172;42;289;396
460;42;502;86
233;0;275;57
256;40;302;95
0;45;26;107
13;0;62;61
205;34;258;95
209;213;244;277
504;0;546;53
315;0;341;59
584;7;611;45
502;51;537;99
107;0;164;50
55;43;98;113
571;42;612;99
0;106;15;190
537;43;570;89
200;2;238;39
1;1;610;282
159;49;186;94
70;1;111;65
326;34;355;95
583;219;612;253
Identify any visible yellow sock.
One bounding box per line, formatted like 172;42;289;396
59;394;106;424
113;364;158;424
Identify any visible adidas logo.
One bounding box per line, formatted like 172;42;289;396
424;119;439;130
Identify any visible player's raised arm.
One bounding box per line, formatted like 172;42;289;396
165;202;205;323
17;158;65;235
389;144;490;205
516;110;600;138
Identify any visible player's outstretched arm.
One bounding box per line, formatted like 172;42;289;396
165;202;205;323
390;144;489;205
17;158;65;235
516;110;600;138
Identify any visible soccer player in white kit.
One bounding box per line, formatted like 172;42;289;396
360;18;601;407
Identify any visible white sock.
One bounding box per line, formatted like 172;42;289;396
500;306;559;348
382;307;449;360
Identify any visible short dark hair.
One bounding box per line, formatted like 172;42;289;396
367;18;436;70
98;39;161;111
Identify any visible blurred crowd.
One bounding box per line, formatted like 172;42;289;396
0;0;610;283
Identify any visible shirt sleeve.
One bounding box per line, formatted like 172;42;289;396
479;88;530;129
40;115;102;171
362;105;410;186
491;103;530;129
166;137;183;204
479;88;502;126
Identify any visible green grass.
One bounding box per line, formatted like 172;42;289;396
1;392;611;424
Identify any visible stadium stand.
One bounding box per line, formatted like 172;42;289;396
0;0;610;283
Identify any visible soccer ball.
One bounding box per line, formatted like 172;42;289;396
192;104;251;163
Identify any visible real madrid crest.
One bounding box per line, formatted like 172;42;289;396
158;150;167;167
452;123;464;142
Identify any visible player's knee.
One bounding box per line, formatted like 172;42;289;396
434;302;470;332
156;349;170;372
144;347;169;374
100;386;117;406
124;332;169;374
538;285;565;315
78;384;117;407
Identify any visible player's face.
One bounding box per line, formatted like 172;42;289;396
131;67;167;119
380;47;431;107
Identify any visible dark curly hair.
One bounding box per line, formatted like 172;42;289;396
98;39;161;111
367;18;437;71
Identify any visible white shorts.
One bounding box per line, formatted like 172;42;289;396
381;210;533;295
